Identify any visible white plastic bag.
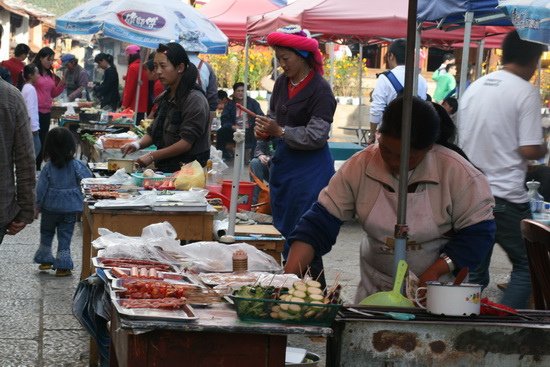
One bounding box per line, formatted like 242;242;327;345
174;241;282;273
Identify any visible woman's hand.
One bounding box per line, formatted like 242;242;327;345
121;141;139;155
136;152;155;168
255;116;279;139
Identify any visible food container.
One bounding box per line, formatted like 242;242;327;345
415;281;481;316
79;111;101;124
131;172;174;188
107;158;135;173
102;138;137;149
231;295;341;326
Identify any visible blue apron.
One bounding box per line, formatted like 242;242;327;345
269;140;335;257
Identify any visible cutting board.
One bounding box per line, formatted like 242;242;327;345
234;225;281;236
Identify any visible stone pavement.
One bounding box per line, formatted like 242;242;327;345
0;156;513;366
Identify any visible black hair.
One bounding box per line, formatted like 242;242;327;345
43;127;76;168
218;90;228;100
128;53;141;64
443;96;458;114
0;24;3;38
23;64;37;81
432;102;472;162
14;44;30;57
233;82;244;91
442;53;455;62
156;42;201;104
445;63;456;72
379;96;440;150
502;30;545;67
32;47;55;77
388;39;407;65
145;59;154;72
94;52;114;65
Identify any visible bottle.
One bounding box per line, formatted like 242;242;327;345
232;249;248;273
527;180;544;214
206;162;223;193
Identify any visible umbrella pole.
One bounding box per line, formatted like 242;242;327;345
133;48;149;124
412;22;422;97
227;35;251;237
393;0;418;275
476;39;485;80
358;43;363;130
458;11;473;99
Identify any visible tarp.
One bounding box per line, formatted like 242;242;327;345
499;0;550;45
199;0;284;42
417;0;512;25
246;0;509;44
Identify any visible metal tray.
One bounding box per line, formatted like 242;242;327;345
104;268;198;285
92;257;178;273
111;294;198;321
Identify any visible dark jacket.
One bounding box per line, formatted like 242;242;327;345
147;89;210;172
94;66;120;109
221;97;264;149
270;72;336;129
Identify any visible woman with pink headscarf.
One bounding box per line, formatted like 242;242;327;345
254;26;336;287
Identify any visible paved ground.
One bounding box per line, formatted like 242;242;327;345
0;159;512;366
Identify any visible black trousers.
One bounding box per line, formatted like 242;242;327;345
37;112;51;170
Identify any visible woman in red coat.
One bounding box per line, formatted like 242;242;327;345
121;45;149;124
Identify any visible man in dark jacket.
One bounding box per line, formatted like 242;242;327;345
61;54;90;101
217;82;264;161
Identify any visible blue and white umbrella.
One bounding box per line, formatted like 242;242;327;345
499;0;550;45
56;0;228;53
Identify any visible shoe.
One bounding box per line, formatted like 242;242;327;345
38;263;52;271
497;282;508;291
55;269;72;277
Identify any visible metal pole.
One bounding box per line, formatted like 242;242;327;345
412;22;422;97
358;43;363;129
133;48;149;124
458;11;474;99
476;39;485;80
227;35;250;237
394;0;418;275
329;42;335;90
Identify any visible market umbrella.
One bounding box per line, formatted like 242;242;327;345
56;0;228;121
499;0;550;45
56;0;228;52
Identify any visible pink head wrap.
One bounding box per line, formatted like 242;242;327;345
125;44;141;56
267;26;324;75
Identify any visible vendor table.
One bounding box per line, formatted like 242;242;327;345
81;204;215;280
328;142;364;161
234;235;285;264
110;303;332;367
338;126;370;146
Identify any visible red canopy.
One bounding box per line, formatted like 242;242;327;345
199;0;282;42
246;0;510;45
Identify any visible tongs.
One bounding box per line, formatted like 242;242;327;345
347;307;416;321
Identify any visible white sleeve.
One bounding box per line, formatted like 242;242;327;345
518;87;544;147
370;75;396;124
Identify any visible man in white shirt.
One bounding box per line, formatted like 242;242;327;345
369;39;428;144
458;31;547;309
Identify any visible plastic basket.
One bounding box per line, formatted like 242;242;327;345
102;138;137;149
231;295;341;326
131;173;174;187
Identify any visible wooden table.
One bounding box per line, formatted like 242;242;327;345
81;204;215;280
109;303;332;367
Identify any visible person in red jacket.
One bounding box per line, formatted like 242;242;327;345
121;44;149;124
1;43;30;87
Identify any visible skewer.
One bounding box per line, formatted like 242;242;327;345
315;269;325;282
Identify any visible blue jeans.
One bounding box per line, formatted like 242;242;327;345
249;157;270;205
34;211;76;270
33;132;41;159
470;197;532;309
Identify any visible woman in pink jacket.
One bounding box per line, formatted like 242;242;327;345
32;47;65;170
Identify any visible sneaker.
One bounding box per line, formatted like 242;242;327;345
38;263;52;271
55;269;72;277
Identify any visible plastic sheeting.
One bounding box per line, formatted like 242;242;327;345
417;0;512;25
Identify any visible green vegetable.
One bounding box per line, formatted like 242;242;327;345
81;133;97;145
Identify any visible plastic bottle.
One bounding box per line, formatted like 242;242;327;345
206;162;223;193
527;180;544;214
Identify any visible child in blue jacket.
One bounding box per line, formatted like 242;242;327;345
34;127;92;276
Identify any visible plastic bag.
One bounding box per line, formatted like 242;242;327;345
92;222;180;254
174;160;205;190
174;241;282;273
106;168;133;185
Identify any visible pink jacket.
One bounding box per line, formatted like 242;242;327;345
35;73;65;113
